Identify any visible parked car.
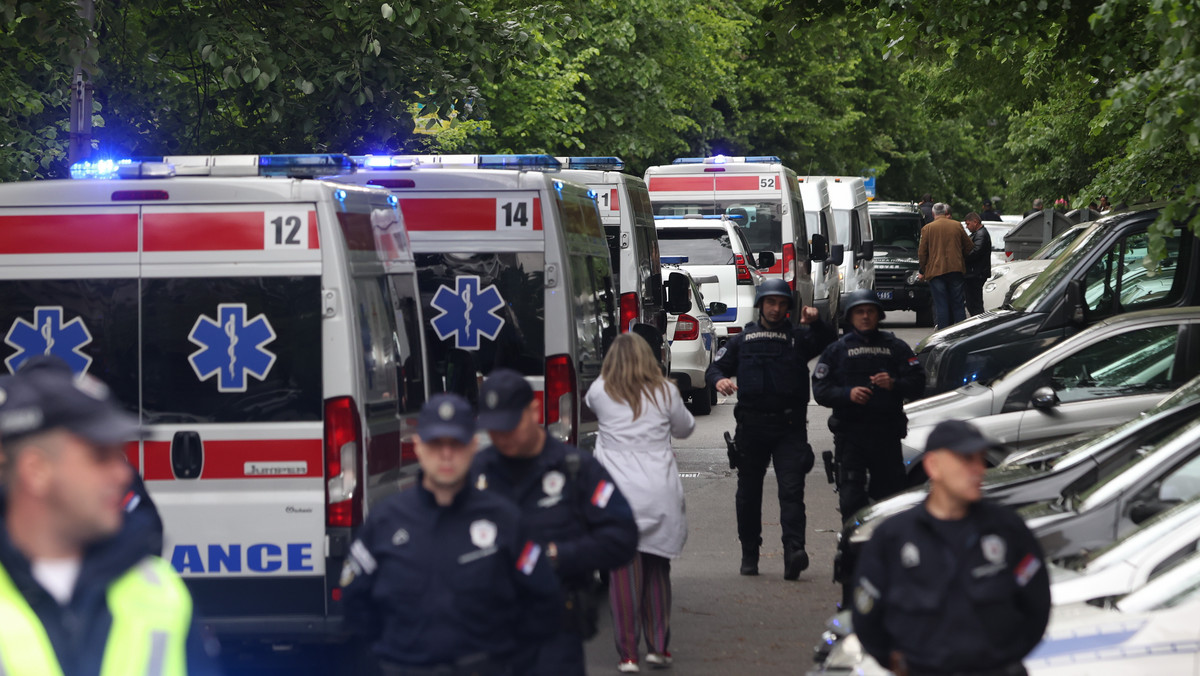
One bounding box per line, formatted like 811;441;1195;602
901;307;1200;477
982;223;1090;312
915;205;1200;396
660;266;724;414
982;221;1014;268
655;216;767;344
868;200;932;326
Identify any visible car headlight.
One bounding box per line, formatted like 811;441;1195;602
984;281;997;293
989;265;1010;282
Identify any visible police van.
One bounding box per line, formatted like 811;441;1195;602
330;154;617;450
0;154;428;645
554;157;669;368
796;176;844;323
644;155;825;322
825;175;875;308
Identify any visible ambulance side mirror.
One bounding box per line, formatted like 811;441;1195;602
665;272;692;314
859;240;875;261
828;244;845;267
810;233;829;262
756;251;776;269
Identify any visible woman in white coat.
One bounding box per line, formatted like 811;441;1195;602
585;334;695;674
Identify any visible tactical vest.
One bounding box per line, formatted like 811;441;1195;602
0;556;191;676
736;324;802;402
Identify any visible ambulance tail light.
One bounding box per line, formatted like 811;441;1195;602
735;255;753;285
783;243;796;289
544;355;577;446
673;314;700;341
619;293;639;333
324;396;363;528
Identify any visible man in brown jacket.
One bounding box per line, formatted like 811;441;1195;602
917;203;974;329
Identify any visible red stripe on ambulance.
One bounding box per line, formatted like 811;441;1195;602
399;197;543;232
647;177;713;192
143;439;323;480
716;176;771;191
144;212;264;251
0;213;138;254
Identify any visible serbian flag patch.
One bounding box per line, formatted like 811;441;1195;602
517;541;542;576
591;480;615;508
908;356;920;366
1015;553;1041;587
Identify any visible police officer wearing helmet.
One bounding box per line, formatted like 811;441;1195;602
813;289;924;522
0;356;220;676
341;393;561;676
705;278;837;579
472;369;637;676
851;420;1050;676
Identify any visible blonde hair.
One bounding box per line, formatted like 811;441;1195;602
601;334;671;420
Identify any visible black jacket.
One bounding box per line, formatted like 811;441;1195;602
812;329;924;437
965;226;993;279
341;479;561;668
705;318;836;413
0;494;219;676
851;500;1051;673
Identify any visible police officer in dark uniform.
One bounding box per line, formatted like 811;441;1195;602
813;289;924;522
472;369;638;676
852;420;1050;676
705;278;837;579
341;393;561;676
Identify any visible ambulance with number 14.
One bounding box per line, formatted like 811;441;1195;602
644;155;830;327
0;154;430;649
331;154;619;451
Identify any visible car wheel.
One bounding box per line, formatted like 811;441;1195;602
689;386;712;416
915;304;935;327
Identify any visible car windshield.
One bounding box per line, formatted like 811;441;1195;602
656;227;735;265
871;212;923;254
1052;399;1200;473
1032;226;1086;260
1070;417;1200;510
653;200;783;254
983;224;1012;252
1009;219;1110;311
1063;499;1200;571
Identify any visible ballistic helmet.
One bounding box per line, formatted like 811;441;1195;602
842;289;885;320
754;278;793;309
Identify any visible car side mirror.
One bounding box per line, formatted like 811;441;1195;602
756;250;776;269
828;243;845;267
1031;386;1059;410
664;272;691;314
706;301;728;316
859;240;874;261
810;233;829;262
1129;499;1176;525
1066;279;1085;324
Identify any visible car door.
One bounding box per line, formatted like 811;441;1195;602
1014;323;1194;449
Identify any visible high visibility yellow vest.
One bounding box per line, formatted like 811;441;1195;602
0;556;192;676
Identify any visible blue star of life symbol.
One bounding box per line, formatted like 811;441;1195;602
4;306;94;375
188;304;278;393
430;276;506;350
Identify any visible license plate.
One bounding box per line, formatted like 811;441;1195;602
877;291;893;300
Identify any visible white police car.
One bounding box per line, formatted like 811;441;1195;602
660;266;723;414
0;154;429;646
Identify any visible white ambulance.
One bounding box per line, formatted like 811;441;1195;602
0;154;428;646
826;175;876;308
644;155;826;323
796;175;844;323
554;157;670;369
330;154;618;451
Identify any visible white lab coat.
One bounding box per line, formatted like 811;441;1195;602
585;376;696;558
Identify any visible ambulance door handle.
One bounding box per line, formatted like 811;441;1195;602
171;431;204;480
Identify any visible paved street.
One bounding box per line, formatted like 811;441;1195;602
583;312;932;675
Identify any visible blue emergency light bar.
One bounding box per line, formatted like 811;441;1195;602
660;256;690;264
654;214;739;220
671;155;782;165
71;153;353;179
558;156;625;171
349;154;561;172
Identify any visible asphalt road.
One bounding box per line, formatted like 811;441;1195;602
583;311;933;676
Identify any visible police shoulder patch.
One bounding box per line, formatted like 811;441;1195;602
814;362;829;379
714;346;727;361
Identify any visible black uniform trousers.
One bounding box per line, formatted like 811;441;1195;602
964;276;986;316
835;433;906;522
734;410;813;550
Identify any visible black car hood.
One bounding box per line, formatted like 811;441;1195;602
916;308;1027;353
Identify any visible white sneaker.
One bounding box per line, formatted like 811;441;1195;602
617;660;640;673
646;652;673;668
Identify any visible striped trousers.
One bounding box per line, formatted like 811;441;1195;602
608;552;672;661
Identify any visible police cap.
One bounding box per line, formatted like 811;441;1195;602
842;289;885;321
754;278;793;309
924;419;1004;456
477;369;534;431
0;356;141;446
417;393;476;444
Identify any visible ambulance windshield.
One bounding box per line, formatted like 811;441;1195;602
653;201;782;254
415;252;546;405
656;228;736;266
